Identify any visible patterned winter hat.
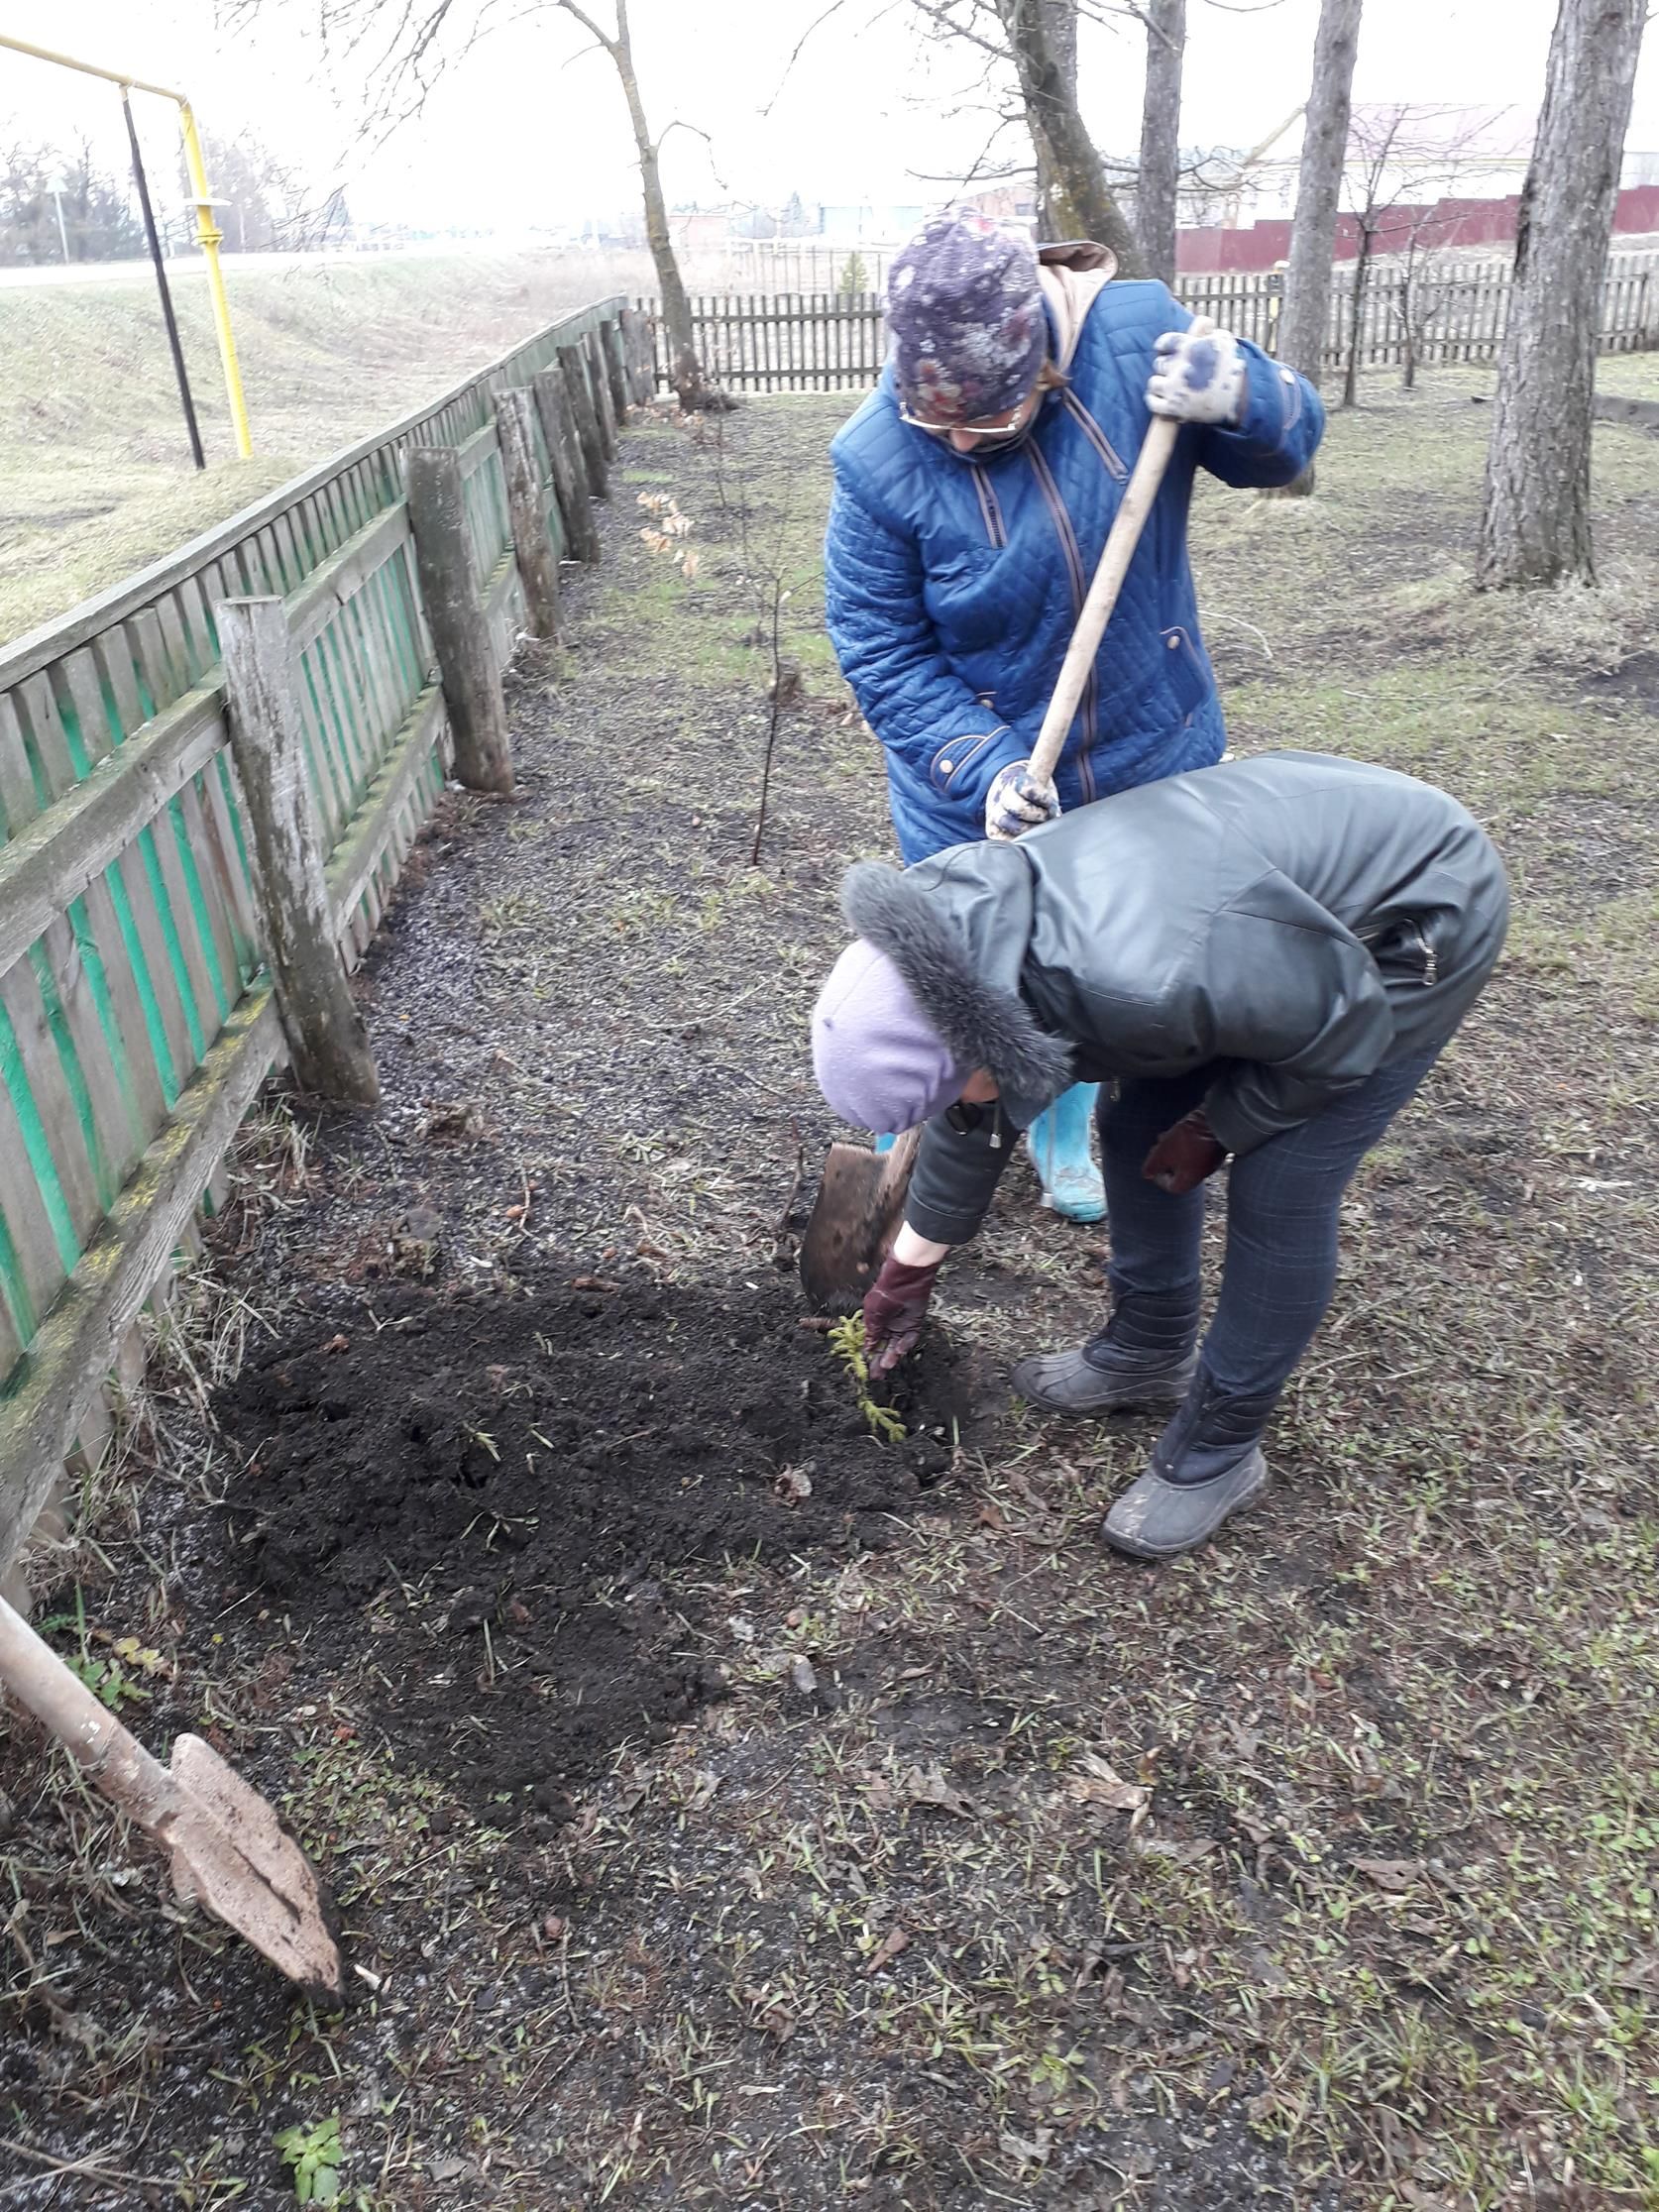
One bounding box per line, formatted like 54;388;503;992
887;211;1047;424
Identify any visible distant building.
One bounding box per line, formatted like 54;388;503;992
819;203;926;243
957;184;1039;232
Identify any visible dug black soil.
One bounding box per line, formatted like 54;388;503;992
216;1276;971;1822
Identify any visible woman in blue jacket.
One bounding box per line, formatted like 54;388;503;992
824;211;1324;1218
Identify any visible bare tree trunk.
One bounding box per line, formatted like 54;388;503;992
996;0;1143;274
1476;0;1646;589
561;0;717;410
1137;0;1186;286
1342;230;1371;407
1035;1;1078;234
1272;0;1364;495
1400;275;1418;389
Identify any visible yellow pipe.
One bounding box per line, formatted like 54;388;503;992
177;102;253;458
0;32;254;459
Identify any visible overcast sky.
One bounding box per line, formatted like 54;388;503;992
4;0;1657;233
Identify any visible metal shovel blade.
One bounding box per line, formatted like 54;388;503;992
799;1128;922;1312
167;1734;347;2006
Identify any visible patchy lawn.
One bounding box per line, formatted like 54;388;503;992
2;370;1657;2211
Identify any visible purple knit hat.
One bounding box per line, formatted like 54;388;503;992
887;211;1047;425
812;940;971;1133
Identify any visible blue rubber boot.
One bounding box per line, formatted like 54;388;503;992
1028;1082;1106;1223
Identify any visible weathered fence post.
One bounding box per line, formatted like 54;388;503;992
601;319;629;421
405;446;515;796
558;344;608;498
585;330;618;461
533;372;602;564
619;306;653;403
494;388;561;641
217;598;381;1106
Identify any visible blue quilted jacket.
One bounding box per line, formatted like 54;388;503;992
825;279;1324;861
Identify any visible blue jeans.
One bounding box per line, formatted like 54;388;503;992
1097;1050;1441;1402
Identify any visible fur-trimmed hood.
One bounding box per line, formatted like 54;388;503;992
841;852;1073;1125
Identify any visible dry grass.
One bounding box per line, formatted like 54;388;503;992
0;251;650;645
1;371;1656;2209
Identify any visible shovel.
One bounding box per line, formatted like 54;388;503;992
0;1593;347;2005
799;326;1211;1311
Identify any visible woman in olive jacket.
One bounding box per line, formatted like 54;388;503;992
810;752;1508;1560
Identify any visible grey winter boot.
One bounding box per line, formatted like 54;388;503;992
1012;1289;1199;1416
1102;1377;1277;1560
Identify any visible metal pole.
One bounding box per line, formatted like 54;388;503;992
0;34;253;458
51;188;69;263
177;104;253;459
122;89;205;471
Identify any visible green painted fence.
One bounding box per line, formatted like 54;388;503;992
0;293;633;1568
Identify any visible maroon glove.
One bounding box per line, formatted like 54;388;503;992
862;1255;942;1377
1143;1110;1226;1196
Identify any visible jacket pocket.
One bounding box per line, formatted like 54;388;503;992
929;726;1008;796
1159;625;1215;722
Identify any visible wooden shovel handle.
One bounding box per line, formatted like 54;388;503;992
0;1593;179;1833
1026;317;1213;793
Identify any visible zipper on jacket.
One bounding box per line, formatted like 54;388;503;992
1357;916;1438;986
1060;389;1129;482
967;466;1008;548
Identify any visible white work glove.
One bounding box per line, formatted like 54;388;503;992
1147;325;1247;427
985;759;1060;842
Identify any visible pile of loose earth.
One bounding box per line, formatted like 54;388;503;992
215;1275;968;1821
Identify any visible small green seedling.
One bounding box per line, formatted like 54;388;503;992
828;1313;907;1443
39;1589;154;1711
274;2114;343;2204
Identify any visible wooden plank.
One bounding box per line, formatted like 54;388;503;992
285;504;414;656
17;674;80;798
0;695;43;839
198;755;260;986
175;575;215;683
534;373;602;564
41;906;143;1201
342;573;401;773
0;952;106;1256
407;448;514;795
0;1077;63;1348
92;631;145;748
293;643;352;848
0;988;282;1570
59;650;114;770
559;344;608;497
495;387;561;641
112;834;197;1101
72;871;169;1141
323;687;447;932
315;600;382;809
0;686;226;988
129;607;182;716
457;422;499;481
173;775;244;1018
148;793;226;1043
219;599;379;1105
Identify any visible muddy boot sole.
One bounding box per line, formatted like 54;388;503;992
1102;1448;1271;1560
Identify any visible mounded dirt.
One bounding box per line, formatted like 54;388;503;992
217;1278;969;1820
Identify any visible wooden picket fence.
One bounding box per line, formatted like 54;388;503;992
0;292;654;1575
647;291;891;392
645;252;1658;394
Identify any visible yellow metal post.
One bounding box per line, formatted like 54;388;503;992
0;32;255;460
177;103;253;459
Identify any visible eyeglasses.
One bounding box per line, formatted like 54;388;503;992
897;393;1036;446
